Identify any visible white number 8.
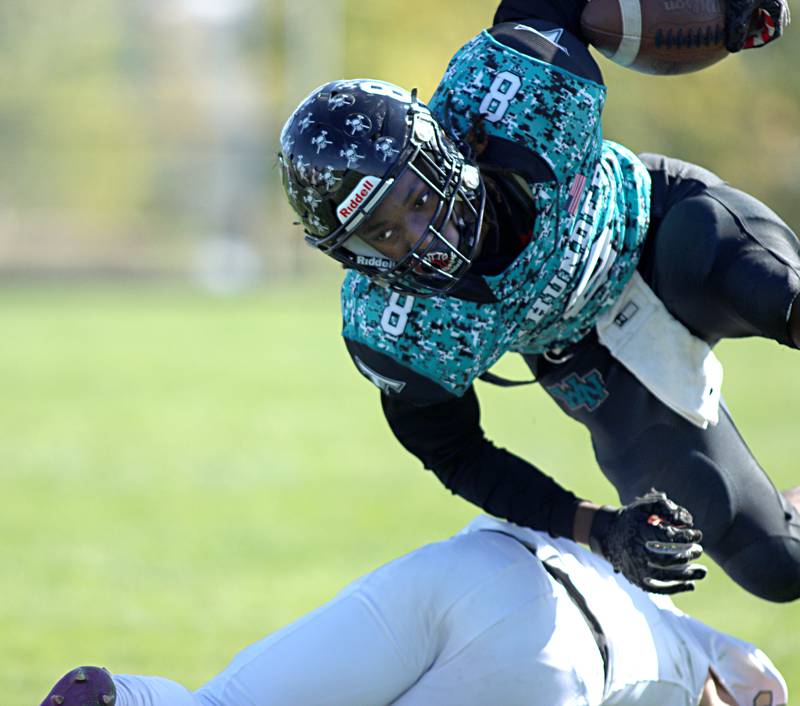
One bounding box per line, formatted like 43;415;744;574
479;71;522;123
381;293;414;336
359;81;413;103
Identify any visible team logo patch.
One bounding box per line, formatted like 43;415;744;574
546;370;609;413
336;175;380;223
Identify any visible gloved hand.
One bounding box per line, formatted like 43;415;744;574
588;489;708;595
725;0;791;52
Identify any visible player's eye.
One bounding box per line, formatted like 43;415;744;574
374;229;394;242
414;192;429;210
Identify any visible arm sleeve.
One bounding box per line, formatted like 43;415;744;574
381;387;582;539
493;0;588;38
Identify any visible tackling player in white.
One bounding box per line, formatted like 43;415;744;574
40;516;786;706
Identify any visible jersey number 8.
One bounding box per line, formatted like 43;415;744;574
381;293;415;336
479;71;522;123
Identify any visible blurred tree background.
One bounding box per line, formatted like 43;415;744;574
3;5;799;701
0;0;797;285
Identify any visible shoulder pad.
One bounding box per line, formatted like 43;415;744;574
341;271;508;398
429;25;606;185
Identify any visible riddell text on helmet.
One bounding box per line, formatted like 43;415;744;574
356;255;395;268
337;176;380;223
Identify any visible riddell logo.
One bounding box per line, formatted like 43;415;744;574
356;255;394;268
337;176;380;223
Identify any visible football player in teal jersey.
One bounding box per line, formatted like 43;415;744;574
278;0;799;601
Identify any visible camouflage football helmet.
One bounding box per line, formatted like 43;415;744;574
278;79;485;295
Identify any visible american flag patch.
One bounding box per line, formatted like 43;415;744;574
567;173;587;216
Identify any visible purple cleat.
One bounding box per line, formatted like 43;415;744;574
39;666;116;706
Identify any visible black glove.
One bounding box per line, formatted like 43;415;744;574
588;489;708;595
725;0;791;52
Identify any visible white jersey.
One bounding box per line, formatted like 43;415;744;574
461;517;788;706
112;517;787;706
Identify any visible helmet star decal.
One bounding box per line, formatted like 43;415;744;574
311;130;333;154
316;166;341;193
297;113;314;133
281;134;295;153
302;187;322;211
339;143;365;169
329;93;356;111
375;137;399;162
307;213;328;234
294;155;310;179
345;114;373;136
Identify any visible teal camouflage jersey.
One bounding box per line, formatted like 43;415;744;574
342;25;652;398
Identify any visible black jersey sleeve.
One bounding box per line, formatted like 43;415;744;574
382;386;583;538
494;0;588;40
344;336;583;537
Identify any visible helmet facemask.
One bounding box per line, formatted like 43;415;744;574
373;120;486;294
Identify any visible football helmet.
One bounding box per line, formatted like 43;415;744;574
278;79;485;295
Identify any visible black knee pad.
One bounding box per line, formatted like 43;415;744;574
721;536;800;603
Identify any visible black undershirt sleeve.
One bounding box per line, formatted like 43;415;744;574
381;386;582;539
493;0;588;38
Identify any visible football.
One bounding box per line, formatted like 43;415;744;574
581;0;728;75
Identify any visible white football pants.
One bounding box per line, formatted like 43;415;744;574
111;517;787;706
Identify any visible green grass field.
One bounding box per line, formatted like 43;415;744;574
3;281;798;705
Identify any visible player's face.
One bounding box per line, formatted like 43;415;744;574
357;167;479;274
